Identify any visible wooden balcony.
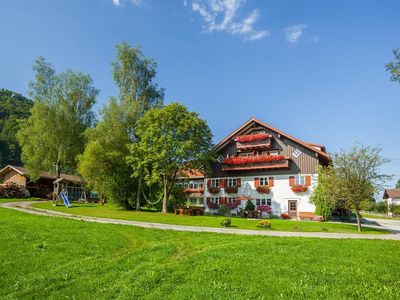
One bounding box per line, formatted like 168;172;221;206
184;188;204;194
222;156;290;171
236;138;272;151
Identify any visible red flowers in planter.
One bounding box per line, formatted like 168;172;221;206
256;205;272;213
208;187;221;194
223;155;286;165
235;133;270;143
226;202;239;210
280;213;291;219
225;186;238;194
207;200;219;209
256;186;271;194
291;185;308;193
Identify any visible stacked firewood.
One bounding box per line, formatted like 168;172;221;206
0;182;30;198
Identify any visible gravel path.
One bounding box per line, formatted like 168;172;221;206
1;201;400;240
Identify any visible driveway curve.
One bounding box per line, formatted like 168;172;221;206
1;201;400;240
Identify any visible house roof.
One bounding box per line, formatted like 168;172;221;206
213;117;330;162
0;165;83;184
383;189;400;199
176;169;205;179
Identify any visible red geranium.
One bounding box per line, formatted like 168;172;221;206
225;186;238;194
208;187;221;194
235;133;271;143
256;186;271;194
226;202;239;210
256;205;272;213
291;185;308;193
207;200;219;209
223;155;286;165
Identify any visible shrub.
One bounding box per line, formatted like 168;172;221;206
268;214;279;219
244;200;255;211
220;218;231;227
218;205;230;216
390;205;400;216
313;216;324;222
280;213;291;219
256;220;271;229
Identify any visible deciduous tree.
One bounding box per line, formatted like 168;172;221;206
386;48;400;83
128;103;213;213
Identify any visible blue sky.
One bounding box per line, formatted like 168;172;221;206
1;0;399;188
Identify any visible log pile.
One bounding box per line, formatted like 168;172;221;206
0;182;30;198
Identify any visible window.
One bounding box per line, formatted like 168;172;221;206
295;175;306;186
228;178;237;187
199;182;204;189
266;199;272;206
239;152;253;157
211;179;220;187
256;199;272;206
184;182;189;188
177;181;183;188
228;197;236;204
259;177;269;186
217;155;225;163
260;150;279;156
292;149;302;158
210;197;219;204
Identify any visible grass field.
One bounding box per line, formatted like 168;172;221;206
362;213;400;221
0;207;399;299
31;202;388;234
0;197;43;203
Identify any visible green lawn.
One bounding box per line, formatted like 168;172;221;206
0;207;399;299
0;197;43;203
362;213;400;221
32;202;388;234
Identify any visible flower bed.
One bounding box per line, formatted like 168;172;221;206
225;186;238;194
235;133;270;143
207;200;219;209
208;187;221;194
256;205;272;213
223;155;286;165
291;185;308;193
256;186;270;194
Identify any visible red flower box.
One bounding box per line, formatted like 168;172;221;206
225;186;238;194
223;155;286;165
207;200;219;209
235;133;270;143
226;202;239;210
208;187;221;194
291;185;308;193
256;205;272;213
256;186;271;194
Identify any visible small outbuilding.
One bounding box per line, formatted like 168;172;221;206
383;189;400;207
0;165;84;199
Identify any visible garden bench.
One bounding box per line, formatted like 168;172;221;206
298;212;315;220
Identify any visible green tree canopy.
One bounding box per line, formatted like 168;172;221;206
128;102;213;213
0;89;32;167
17;57;98;179
78;42;164;209
386;48;400;83
396;179;400;189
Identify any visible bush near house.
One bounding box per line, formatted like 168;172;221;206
220;218;231;227
280;213;291;219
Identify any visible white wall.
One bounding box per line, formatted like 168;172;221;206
204;174;318;215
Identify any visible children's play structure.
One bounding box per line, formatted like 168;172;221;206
52;177;87;208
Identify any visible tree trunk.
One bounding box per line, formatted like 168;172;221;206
162;175;168;213
355;210;362;232
136;174;141;211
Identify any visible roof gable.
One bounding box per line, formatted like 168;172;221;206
384;189;400;199
213;118;330;162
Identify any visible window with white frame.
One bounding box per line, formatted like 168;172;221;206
292;148;302;158
210;197;219;204
295;175;306;185
228;178;237;187
256;199;272;206
228;197;236;204
211;179;220;187
259;177;269;186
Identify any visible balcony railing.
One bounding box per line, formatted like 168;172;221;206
184;188;204;194
221;155;290;171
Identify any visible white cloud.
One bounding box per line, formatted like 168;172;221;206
111;0;143;6
189;0;268;41
284;24;307;43
112;0;121;6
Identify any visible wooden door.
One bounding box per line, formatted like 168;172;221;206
288;200;298;217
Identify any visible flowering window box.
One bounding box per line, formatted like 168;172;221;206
256;186;271;194
291;185;308;193
235;133;272;150
208;187;221;194
184;188;204;194
226;202;239;210
235;133;270;143
207;200;219;209
256;205;272;213
222;155;290;171
225;186;238;194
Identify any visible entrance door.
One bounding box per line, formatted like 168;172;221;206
288;200;298;218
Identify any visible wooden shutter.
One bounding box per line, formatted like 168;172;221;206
236;178;241;187
268;177;274;187
219;197;227;205
289;176;295;186
254;177;260;187
305;175;311;187
207;179;211;188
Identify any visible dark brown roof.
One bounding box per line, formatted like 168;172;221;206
383;189;400;199
0;165;83;184
213;118;330;162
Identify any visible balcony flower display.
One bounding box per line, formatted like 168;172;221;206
207;199;219;209
235;133;271;143
256;186;271;194
223;155;286;165
208;187;221;194
225;186;238;194
291;184;308;193
256;205;272;213
226;202;239;210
